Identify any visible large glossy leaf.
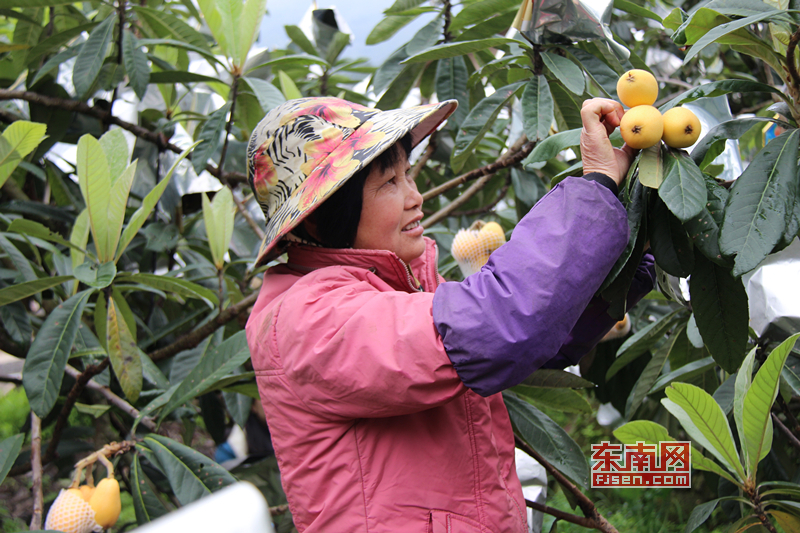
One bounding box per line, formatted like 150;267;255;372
0;302;31;346
689;251;749;373
720;129;800;277
107;297;142;403
73;261;116;289
659;149;706;223
650;356;715;393
660;80;788;113
684;176;729;266
202;187;235;270
283;24;318;56
513;386;592;414
122;30;150;100
649;196;694;278
541;52;584;95
504;393;589;489
613;0;662;22
131;454;169;525
662;382;745;481
734;347;758;466
192;103;230;175
599;178;646;293
521;75;553;142
742;333;800;477
571;48;618;97
385;0;427;14
105;161;136;259
141;435;236;505
116;273;218;307
117;142;198;261
234;0;266;67
404;37;520;64
451;81;525;172
522;128;581;168
0;234;37;282
241;77;285;113
769;511;800;533
683;9;785;62
606;308;683;381
160;331;251;420
134;6;209;51
367;14;419;45
372;45;409;94
625;325;685;419
277;70;302;100
448;0;519;32
0;276;73;306
148;71;221;85
72;16;115;97
691;117;776;168
0;434;24;486
8;219;86;258
638;143;666;189
77;134;112;262
435;56;469;128
520;369;594;389
405;14;443;56
22;289;93;417
0;120;48;188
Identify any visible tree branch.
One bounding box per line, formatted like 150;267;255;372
422;135;531;202
772;412;800;452
409;133;436;182
217;75;240;178
0;89;247;184
515;435;619;533
422;171;494;227
148;290;259;362
525;500;599;529
30;413;43;531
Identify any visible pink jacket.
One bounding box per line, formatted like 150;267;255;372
246;239;529;533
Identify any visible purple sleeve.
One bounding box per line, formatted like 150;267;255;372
540;253;656;369
432;176;629;397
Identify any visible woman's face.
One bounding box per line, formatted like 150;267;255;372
353;156;425;264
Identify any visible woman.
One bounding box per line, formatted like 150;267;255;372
245;97;654;532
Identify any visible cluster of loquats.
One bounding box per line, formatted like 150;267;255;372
450;220;507;277
616;70;701;150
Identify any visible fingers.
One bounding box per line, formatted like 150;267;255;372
580;98;625;127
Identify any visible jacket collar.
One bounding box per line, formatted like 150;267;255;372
284;237;440;293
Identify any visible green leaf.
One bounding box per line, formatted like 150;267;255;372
513;386;593;413
434;56;469;128
571;49;618;98
691;118;776;168
241;77;285;113
0;302;31;346
521;75;554;142
742;333;800;477
768;511;800;533
116;273;218;307
7;219;87;256
606;308;683;381
684;499;721;533
638;143;666;189
0;234;36;282
613;0;662;22
107;296;142;403
223;391;252;428
131;454;169;525
662;382;745;480
448;0;520;32
404;37;520;64
523;128;581;168
689;251;749;373
73;261;116;289
659;149;707;223
683;10;786;63
202;187;235;270
520;369;595;389
451;81;525;172
105;161;137;258
684;176;730;266
134;6;210;52
625;325;685;419
100;129;130;180
720;129;800;277
141;435;236;505
72;16;115;97
117;142;199;261
541;52;584;95
94;292;107;351
650;356;716;394
122;30;150;101
504;393;590;489
192;103;230;175
160;331;251;419
284;24;318;56
660;80;788;113
458;11;518;42
366;14;418;45
71;209;90;276
22;289;93;417
405;14;442;56
385;0;427;14
234;0;266;67
372;45;409;94
0;434;24;486
31;46;81;87
324;30;351;65
375;62;425;110
277;70;302;100
74;403;110;418
147;71;221;85
649;196;694;278
0;120;48;188
77;134;112;262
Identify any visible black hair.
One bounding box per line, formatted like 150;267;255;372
298;133;414;248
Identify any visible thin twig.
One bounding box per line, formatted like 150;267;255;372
30;413;43;531
422;135;531;201
655;77;694;90
0;89;247;183
525;500;598;529
777;395;800;439
515;435;620;533
233;193;265;240
772;412;800;451
217;75;240;177
148;290;258;362
409;133;436;182
422;172;494;227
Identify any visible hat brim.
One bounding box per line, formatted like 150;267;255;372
254;99;458;266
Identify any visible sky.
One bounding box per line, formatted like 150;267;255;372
258;2;432;66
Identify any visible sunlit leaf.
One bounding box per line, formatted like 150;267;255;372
72;16;115;97
0;434;24;486
107;297;142;403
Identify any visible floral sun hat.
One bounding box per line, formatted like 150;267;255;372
247;97;457;265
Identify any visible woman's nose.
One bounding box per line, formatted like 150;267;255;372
405;176;423;209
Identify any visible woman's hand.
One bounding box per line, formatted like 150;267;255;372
580;98;637;186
